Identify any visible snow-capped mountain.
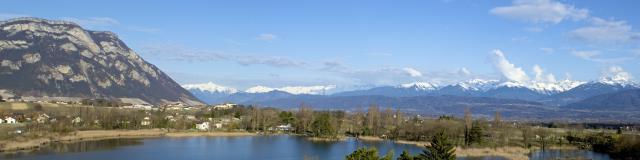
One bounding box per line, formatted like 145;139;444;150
184;77;638;106
599;76;637;87
399;82;439;91
331;79;592;101
455;79;500;91
245;86;276;93
182;82;238;104
185;84;336;104
541;79;639;105
182;82;238;94
333;82;439;97
244;85;335;95
494;79;585;95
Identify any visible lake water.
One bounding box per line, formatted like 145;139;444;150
1;136;609;160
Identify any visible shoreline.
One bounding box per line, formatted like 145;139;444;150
0;130;582;160
0;129;257;153
354;136;585;160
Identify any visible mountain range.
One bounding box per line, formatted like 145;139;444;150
0;18;202;105
184;78;638;106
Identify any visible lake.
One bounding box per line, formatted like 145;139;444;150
1;136;610;160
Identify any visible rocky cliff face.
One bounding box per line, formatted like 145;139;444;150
0;17;202;105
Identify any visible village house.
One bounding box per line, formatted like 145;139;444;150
214;123;223;129
0;118;3;123
196;122;210;131
141;117;151;126
275;124;293;131
213;103;236;110
4;117;16;124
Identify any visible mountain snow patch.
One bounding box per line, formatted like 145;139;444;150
182;82;239;94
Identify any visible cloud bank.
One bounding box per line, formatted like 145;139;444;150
490;0;588;24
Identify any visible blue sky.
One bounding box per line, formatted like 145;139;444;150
2;0;639;91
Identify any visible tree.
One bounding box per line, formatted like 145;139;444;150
468;122;483;145
345;147;393;160
296;105;314;134
365;105;381;136
463;108;472;146
311;113;335;137
493;111;501;128
419;130;456;160
279;111;295;124
398;150;414;160
346;147;379;160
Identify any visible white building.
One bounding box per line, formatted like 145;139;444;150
213;103;236;110
275;124;293;131
196;122;210;131
141;117;151;126
214;123;223;129
5;117;16;124
0;118;4;123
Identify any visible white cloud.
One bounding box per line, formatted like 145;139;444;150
458;67;471;76
571;50;600;59
570;17;640;43
490;49;529;83
402;67;423;77
540;47;554;54
61;17;120;28
570;50;631;63
601;66;633;83
140;44;306;68
490;0;588;24
256;33;278;41
532;64;556;82
0;13;30;21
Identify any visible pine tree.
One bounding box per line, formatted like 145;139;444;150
469;122;483;145
419;130;456;160
398;150;414;160
346;147;379;160
345;147;395;160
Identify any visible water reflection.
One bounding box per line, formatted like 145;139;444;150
3;138;143;159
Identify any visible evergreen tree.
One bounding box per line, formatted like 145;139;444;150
345;147;379;160
381;150;394;160
398;150;414;160
469;122;483;145
419;131;456;160
345;147;394;160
